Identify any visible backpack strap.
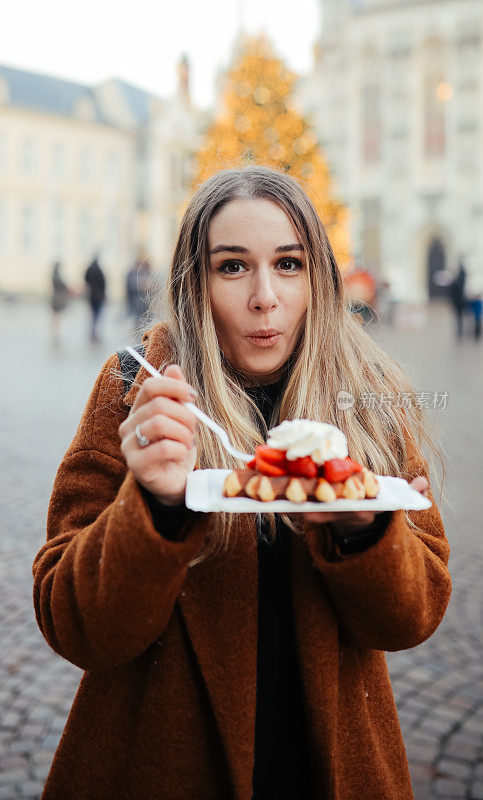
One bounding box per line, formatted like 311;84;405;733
117;344;146;395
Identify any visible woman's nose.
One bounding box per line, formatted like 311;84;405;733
249;271;279;312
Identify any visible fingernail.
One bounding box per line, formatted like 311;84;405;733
188;389;198;400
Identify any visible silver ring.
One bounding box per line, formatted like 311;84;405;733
135;423;150;448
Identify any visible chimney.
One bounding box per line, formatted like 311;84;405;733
177;55;190;104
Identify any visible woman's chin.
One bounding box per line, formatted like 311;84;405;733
237;357;287;383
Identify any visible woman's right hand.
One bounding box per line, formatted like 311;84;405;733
118;364;199;506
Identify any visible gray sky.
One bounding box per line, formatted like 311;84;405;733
0;0;320;108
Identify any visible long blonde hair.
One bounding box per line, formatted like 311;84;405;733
144;165;445;562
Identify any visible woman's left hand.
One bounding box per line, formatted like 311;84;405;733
302;476;429;535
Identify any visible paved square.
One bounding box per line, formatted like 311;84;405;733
0;299;481;799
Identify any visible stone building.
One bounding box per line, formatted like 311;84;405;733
0;57;205;297
299;0;483;303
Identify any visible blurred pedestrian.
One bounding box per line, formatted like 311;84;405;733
469;292;482;340
125;258;152;330
448;259;467;340
125;262;138;320
49;261;69;348
84;256;106;343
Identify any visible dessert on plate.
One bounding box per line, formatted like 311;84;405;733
222;419;380;504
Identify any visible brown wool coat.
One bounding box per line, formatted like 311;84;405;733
33;323;452;800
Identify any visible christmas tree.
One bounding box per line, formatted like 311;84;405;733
193;34;351;269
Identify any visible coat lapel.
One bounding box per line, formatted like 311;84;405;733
122;324;258;799
178;516;258;800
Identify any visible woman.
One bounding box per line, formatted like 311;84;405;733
84;255;106;343
33;166;451;800
49;261;69;347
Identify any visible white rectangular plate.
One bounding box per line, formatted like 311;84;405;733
185;469;432;513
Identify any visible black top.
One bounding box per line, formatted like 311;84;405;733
144;375;392;800
245;376;313;799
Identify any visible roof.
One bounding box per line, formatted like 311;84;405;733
0;64;159;127
0;63;107;122
109;78;156;126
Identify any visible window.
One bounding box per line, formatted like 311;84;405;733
51;142;66;179
106;150;120;188
423;73;446;158
0;132;6;171
20;204;37;253
361;85;382;165
106;209;119;254
360;198;380;273
51;199;66;258
20;137;37;175
0;199;7;253
421;39;448;160
78;207;94;257
74;95;96;121
455;32;481;52
79;145;93;182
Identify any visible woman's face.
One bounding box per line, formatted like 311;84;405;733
207;198;309;385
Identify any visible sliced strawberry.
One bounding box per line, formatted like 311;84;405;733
255;446;287;467
255;455;287;477
286;455;318;478
323;457;363;483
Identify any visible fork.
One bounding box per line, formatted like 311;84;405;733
125;346;253;463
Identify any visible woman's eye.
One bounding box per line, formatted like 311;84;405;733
278;258;303;271
218;261;246;274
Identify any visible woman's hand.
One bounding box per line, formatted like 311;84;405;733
302;476;429;535
118;364;198;506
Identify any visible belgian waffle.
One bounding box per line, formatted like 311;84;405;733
222;466;380;504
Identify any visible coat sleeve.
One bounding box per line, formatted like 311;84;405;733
32;354;213;672
303;436;452;652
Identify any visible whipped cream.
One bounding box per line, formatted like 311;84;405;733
267;419;348;464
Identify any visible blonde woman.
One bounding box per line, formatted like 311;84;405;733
33;166;451;800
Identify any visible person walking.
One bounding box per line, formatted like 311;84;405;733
33;166;451;800
449;259;467;340
125;261;139;320
49;261;69;348
469;291;482;340
126;258;153;329
84;256;106;343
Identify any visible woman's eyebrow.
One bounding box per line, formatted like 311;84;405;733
275;244;304;253
209;245;249;255
209;243;304;255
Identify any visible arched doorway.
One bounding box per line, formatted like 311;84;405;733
427;237;448;298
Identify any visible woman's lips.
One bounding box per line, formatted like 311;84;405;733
247;333;281;347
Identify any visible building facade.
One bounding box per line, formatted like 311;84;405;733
0;59;205;297
300;0;483;302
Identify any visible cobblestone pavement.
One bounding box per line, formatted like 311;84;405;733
0;299;481;799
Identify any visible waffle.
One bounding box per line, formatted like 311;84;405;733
222;466;380;504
